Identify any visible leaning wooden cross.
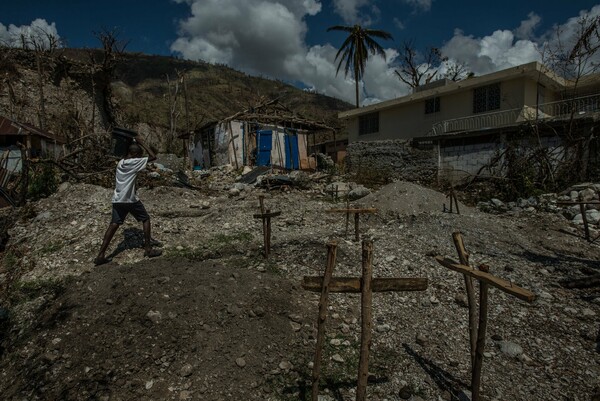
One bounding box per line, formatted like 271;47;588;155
253;195;281;258
303;240;428;401
435;232;535;401
326;201;377;241
557;199;600;243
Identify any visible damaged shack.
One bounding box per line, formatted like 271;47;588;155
0;116;66;207
187;99;335;171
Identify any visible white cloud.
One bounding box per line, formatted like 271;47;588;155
172;0;312;76
393;17;405;30
332;0;371;24
514;12;541;40
442;6;600;77
171;2;600;107
0;18;60;49
402;0;433;12
541;5;600;73
171;0;401;106
362;48;410;103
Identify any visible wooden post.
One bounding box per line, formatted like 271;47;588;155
436;234;536;401
304;240;428;399
259;196;267;253
228;121;239;170
326;208;377;241
266;209;272;256
472;264;489;401
453;231;477;366
454;191;460;215
345;197;350;236
579;196;590;242
356;240;374;401
253;202;281;259
311;241;338;401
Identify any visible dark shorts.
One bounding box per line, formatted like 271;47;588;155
111;201;150;225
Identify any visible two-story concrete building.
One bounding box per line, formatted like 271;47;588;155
340;62;600;183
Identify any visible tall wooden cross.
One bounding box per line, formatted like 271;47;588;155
303;240;428;401
435;232;536;401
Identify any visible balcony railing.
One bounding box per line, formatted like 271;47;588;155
429;93;600;136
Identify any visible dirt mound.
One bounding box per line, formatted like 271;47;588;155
0;257;316;401
358;181;472;217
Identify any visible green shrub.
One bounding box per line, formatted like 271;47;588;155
28;163;58;200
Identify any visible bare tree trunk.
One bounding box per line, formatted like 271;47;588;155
354;69;359;108
35;53;46;130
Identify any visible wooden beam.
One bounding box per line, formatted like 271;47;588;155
253;211;282;219
453;232;477;366
356;240;374;401
302;277;428;293
472;264;489;401
435;257;535;302
326;208;377;214
311;241;338;401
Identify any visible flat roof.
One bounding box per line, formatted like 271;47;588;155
339;62;567;119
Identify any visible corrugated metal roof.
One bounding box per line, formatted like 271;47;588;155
0;116;66;143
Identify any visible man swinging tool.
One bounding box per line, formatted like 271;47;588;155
94;137;162;266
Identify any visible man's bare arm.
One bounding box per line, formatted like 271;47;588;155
135;138;157;162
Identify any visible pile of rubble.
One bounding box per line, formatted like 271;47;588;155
478;183;600;238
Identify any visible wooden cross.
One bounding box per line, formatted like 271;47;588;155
444;186;460;214
252;195;281;258
324;183;349;202
303;240;428;401
435;232;535;401
326;201;377;241
557;199;600;243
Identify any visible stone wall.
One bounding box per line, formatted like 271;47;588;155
345;139;437;183
438;134;566;184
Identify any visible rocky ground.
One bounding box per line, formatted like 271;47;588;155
0;171;599;401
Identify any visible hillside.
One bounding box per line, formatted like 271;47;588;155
0;47;353;149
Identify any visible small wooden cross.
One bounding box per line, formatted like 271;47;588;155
326;201;377;241
444;186;460;214
435;232;535;401
303;240;428;401
324;183;349;202
252;195;281;258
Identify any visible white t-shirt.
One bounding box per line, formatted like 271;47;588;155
112;157;148;203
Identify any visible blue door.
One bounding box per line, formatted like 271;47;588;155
284;133;299;170
257;130;272;166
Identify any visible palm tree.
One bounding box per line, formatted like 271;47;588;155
327;24;393;107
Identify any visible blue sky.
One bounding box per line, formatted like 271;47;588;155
1;1;599;105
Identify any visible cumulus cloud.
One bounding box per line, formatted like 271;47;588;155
0;18;60;49
171;1;600;107
171;0;402;106
442;5;600;77
541;5;600;73
514;12;541;40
